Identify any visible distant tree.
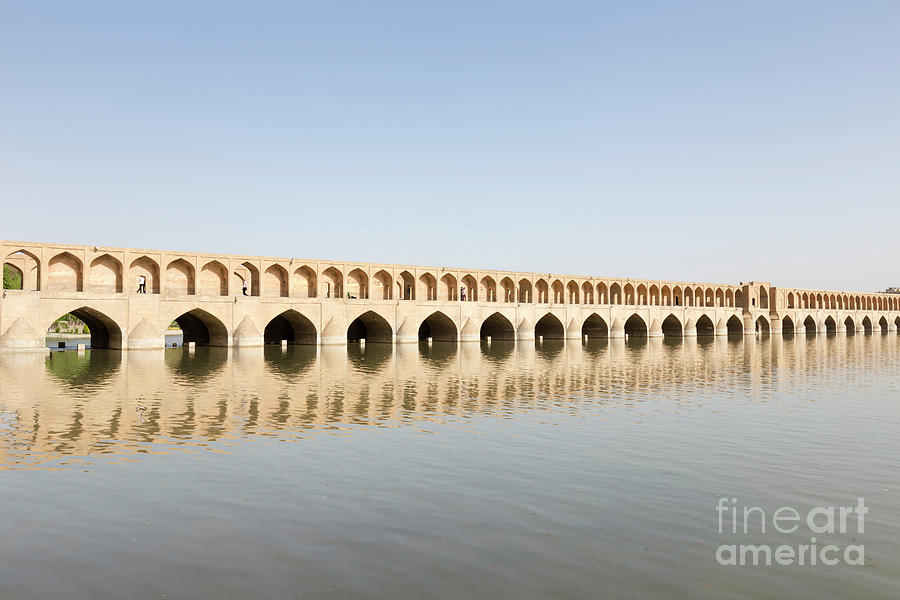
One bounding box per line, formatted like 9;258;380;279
3;264;22;290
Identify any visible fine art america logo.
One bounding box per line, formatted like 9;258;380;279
715;497;867;566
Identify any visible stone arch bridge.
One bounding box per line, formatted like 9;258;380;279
2;240;898;352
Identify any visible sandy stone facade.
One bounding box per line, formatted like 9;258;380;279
2;240;898;352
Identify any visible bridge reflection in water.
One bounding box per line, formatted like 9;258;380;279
2;333;897;469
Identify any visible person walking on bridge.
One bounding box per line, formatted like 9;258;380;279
136;275;146;294
242;279;249;296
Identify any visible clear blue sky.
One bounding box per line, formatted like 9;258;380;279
2;1;898;291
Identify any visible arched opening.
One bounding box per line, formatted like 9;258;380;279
233;262;260;296
321;267;343;299
581;282;594;304
895;316;900;333
440;273;457;301
89;254;123;293
551;280;564;304
782;316;795;336
879;316;888;335
582;313;609;339
419;273;438;301
803;316;817;337
346;268;369;300
861;316;873;335
264;310;317;345
48;252;84;292
418;312;457;342
480;312;515;340
48;307;123;349
661;314;682;338
461;275;477;302
173;309;229;346
480;276;498;302
3;262;23;290
199;260;229;296
373;269;393;300
824;316;836;335
4;249;40;290
292;265;317;298
535;279;549;303
624;284;635;305
758;287;769;309
567;281;580;304
130;256;160;294
166;259;195;295
597;282;608;304
787;292;795;308
649;285;659;306
500;277;516;302
399;271;415;300
695;314;715;337
661;286;672;306
756;316;770;335
517;278;532;303
347;311;393;343
845;317;856;335
727;315;744;336
264;265;289;297
734;289;744;308
534;313;564;340
624;314;647;338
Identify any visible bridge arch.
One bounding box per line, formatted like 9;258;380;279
480;312;515;340
89;254;123;293
803;315;817;336
440;273;457;301
172;308;229;346
418;311;457;342
461;275;477;302
535;313;564;339
879;316;888;334
321;267;343;298
582;313;608;338
419;272;438;301
624;313;647;337
292;265;317;298
264;264;289;297
398;271;415;300
782;315;795;336
48;251;84;292
346;268;369;300
695;314;715;336
264;310;317;345
129;256;160;294
46;306;124;349
199;260;228;296
551;280;564;304
661;314;682;338
844;316;856;335
373;269;392;300
597;282;608;304
861;316;873;334
481;276;498;302
756;316;770;335
500;277;515;302
518;278;532;303
347;311;392;343
3;249;41;290
727;315;743;336
581;281;594;304
567;281;580;304
166;258;195;295
535;279;549;303
3;262;23;290
824;315;836;335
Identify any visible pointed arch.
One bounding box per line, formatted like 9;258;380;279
624;283;635;305
48;251;84;292
480;312;515;340
661;285;672;306
566;280;580;304
705;288;715;307
787;292;795;308
292;265;317;298
346;268;369;300
624;313;647;337
129;256;160;294
695;314;715;336
166;258;195;295
500;277;516;303
398;270;415;300
321;267;343;299
551;279;564;304
262;264;289;297
636;283;648;305
861;315;873;334
418;311;457;342
418;272;438;301
672;285;683;306
824;315;836;335
726;315;743;336
582;313;608;338
173;308;228;346
609;282;621;305
4;249;41;291
518;278;532;303
480;275;498;302
347;311;393;343
199;260;229;296
47;306;123;349
715;288;724;308
649;284;660;306
756;316;770;335
440;273;457;301
581;281;594;305
844;316;856;335
879;316;888;334
535;313;565;340
234;261;260;296
803;315;817;336
535;279;549;303
264;310;317;345
461;274;477;302
782;315;795;336
661;314;682;338
373;269;392;300
597;282;608;304
89;254;123;293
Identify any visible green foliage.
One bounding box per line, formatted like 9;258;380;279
3;264;22;290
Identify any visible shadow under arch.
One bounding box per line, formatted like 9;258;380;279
173;309;229;346
480;312;515;341
726;315;743;337
49;306;123;349
661;314;683;338
534;313;564;340
624;313;647;337
844;316;856;335
803;315;817;337
264;310;317;345
347;311;393;343
782;316;795;337
164;346;229;384
45;348;122;390
695;314;715;337
861;316;873;335
824;315;837;335
418;311;458;342
582;313;608;339
756;316;770;335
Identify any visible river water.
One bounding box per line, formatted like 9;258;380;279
1;335;898;599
